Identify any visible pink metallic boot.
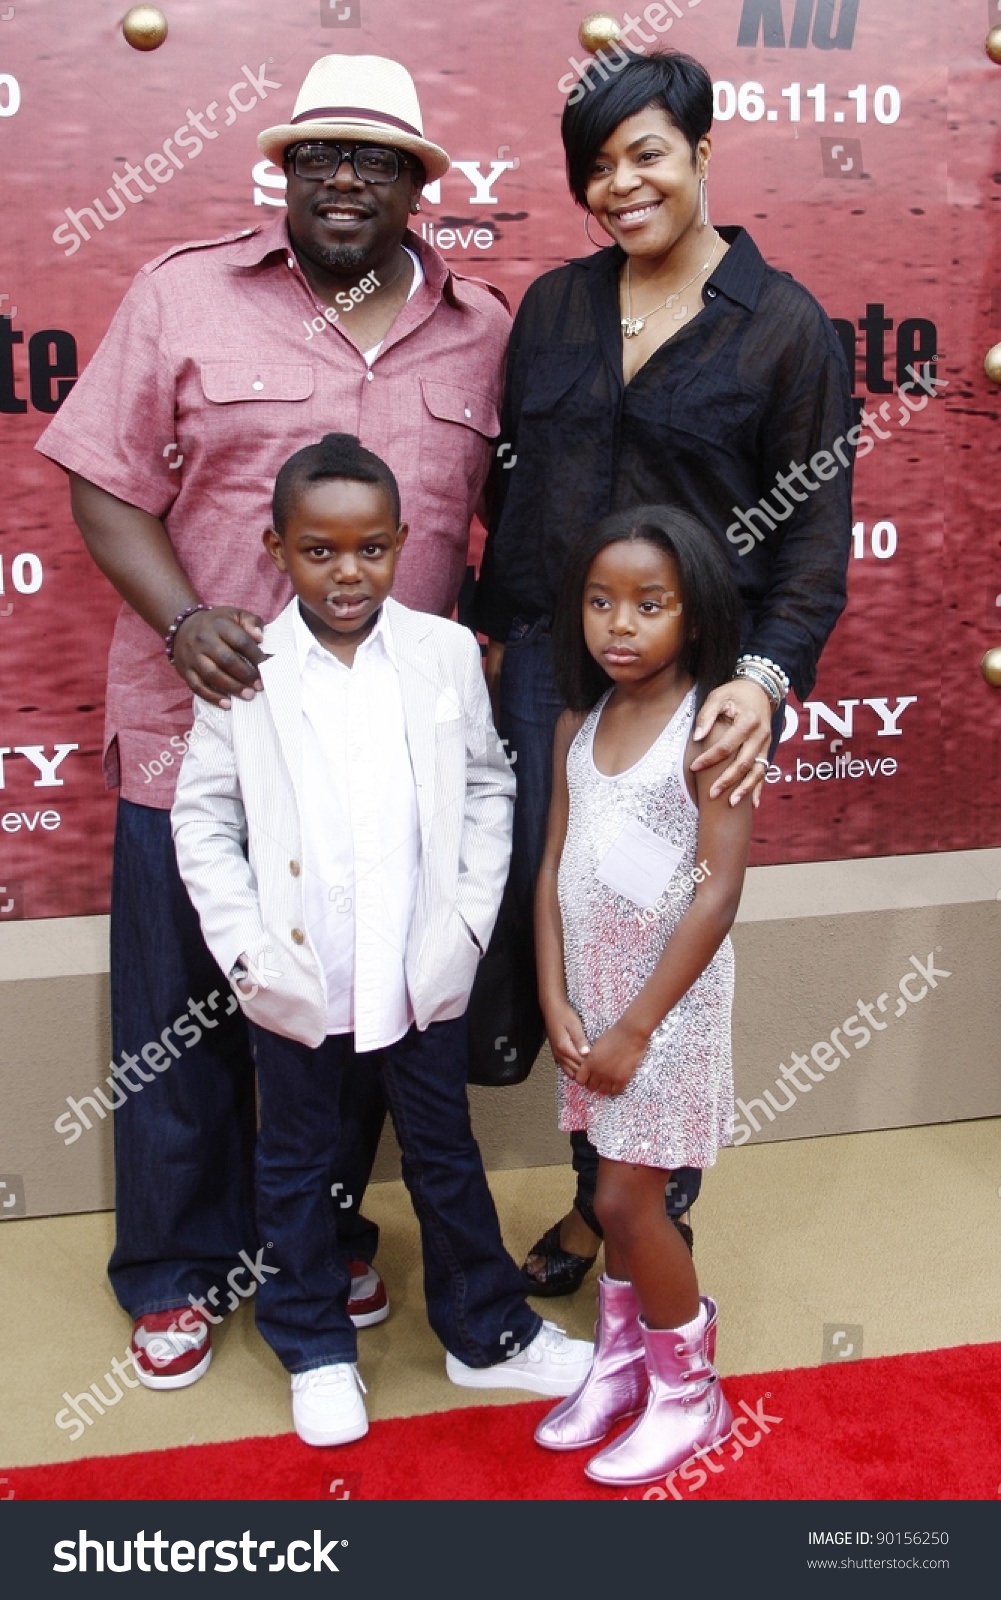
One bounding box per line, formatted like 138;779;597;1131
584;1296;732;1486
534;1276;647;1451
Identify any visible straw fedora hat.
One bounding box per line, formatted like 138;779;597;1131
258;55;450;182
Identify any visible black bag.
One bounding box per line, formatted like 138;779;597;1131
466;879;546;1086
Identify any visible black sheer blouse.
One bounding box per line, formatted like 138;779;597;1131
473;226;854;700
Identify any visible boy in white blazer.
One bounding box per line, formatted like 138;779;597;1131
172;434;591;1446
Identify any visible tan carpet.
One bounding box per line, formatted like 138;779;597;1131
2;1117;998;1470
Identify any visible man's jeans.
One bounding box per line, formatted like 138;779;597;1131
497;620;702;1231
106;800;382;1315
249;1017;540;1371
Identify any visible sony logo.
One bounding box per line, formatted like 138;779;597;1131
0;744;78;788
252;158;517;209
780;697;916;743
738;0;860;49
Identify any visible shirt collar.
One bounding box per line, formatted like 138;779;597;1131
291;598;397;671
575;224;765;313
217;211;294;267
705;226;765;311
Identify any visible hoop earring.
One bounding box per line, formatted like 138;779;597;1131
699;175;709;228
584;210;604;248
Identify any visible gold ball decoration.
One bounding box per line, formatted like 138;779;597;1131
986;26;1001;64
981;648;1001;688
579;12;623;54
122;6;168;51
984;342;1001;385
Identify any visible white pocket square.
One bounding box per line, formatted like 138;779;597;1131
434;688;463;723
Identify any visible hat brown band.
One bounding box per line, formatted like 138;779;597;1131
290;106;423;138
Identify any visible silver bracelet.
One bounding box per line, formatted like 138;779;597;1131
733;663;781;711
737;653;790;699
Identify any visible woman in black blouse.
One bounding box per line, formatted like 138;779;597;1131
473;50;853;1293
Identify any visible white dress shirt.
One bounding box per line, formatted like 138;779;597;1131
292;601;421;1050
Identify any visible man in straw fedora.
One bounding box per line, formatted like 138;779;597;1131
37;53;515;1406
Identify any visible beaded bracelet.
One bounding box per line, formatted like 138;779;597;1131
165;602;210;663
737;653;790;699
733;662;782;711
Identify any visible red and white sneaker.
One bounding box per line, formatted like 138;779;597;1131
131;1308;212;1390
346;1261;389;1329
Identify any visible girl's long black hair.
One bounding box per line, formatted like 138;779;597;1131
552;505;742;714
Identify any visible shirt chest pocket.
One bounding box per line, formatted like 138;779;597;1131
197;363;315;458
418;379;500;502
519;344;598;420
655;369;766;452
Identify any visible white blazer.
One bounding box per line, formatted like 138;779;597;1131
171;596;514;1048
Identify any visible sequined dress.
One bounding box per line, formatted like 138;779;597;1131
557;688;734;1169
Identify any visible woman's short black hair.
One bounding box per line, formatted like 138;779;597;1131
272;432;401;535
552;505;741;713
561;50;714;207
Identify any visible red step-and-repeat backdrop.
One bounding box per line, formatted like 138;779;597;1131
1;0;1000;919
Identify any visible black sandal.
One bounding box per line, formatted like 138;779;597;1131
674;1218;694;1256
520;1222;599;1298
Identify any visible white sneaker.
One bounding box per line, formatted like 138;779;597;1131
291;1363;369;1448
445;1321;594;1398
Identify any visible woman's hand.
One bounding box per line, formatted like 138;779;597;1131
691;678;774;806
172;606;267;708
543;996;591;1080
573;1019;648;1098
484;639;505;723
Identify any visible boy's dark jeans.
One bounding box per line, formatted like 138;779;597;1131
248;1018;540;1371
106;800;381;1316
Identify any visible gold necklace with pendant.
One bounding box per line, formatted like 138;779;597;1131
621;232;722;338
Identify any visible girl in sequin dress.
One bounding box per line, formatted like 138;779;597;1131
533;505;753;1489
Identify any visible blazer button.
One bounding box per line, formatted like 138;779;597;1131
291;928;305;945
289;859;301;877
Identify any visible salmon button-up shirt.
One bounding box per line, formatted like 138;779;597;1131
36;214;510;807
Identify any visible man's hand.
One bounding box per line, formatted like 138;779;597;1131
691;678;774;806
542;995;591;1080
172;606;267;708
573;1019;648;1097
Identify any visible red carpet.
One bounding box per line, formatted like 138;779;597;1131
6;1343;1001;1501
